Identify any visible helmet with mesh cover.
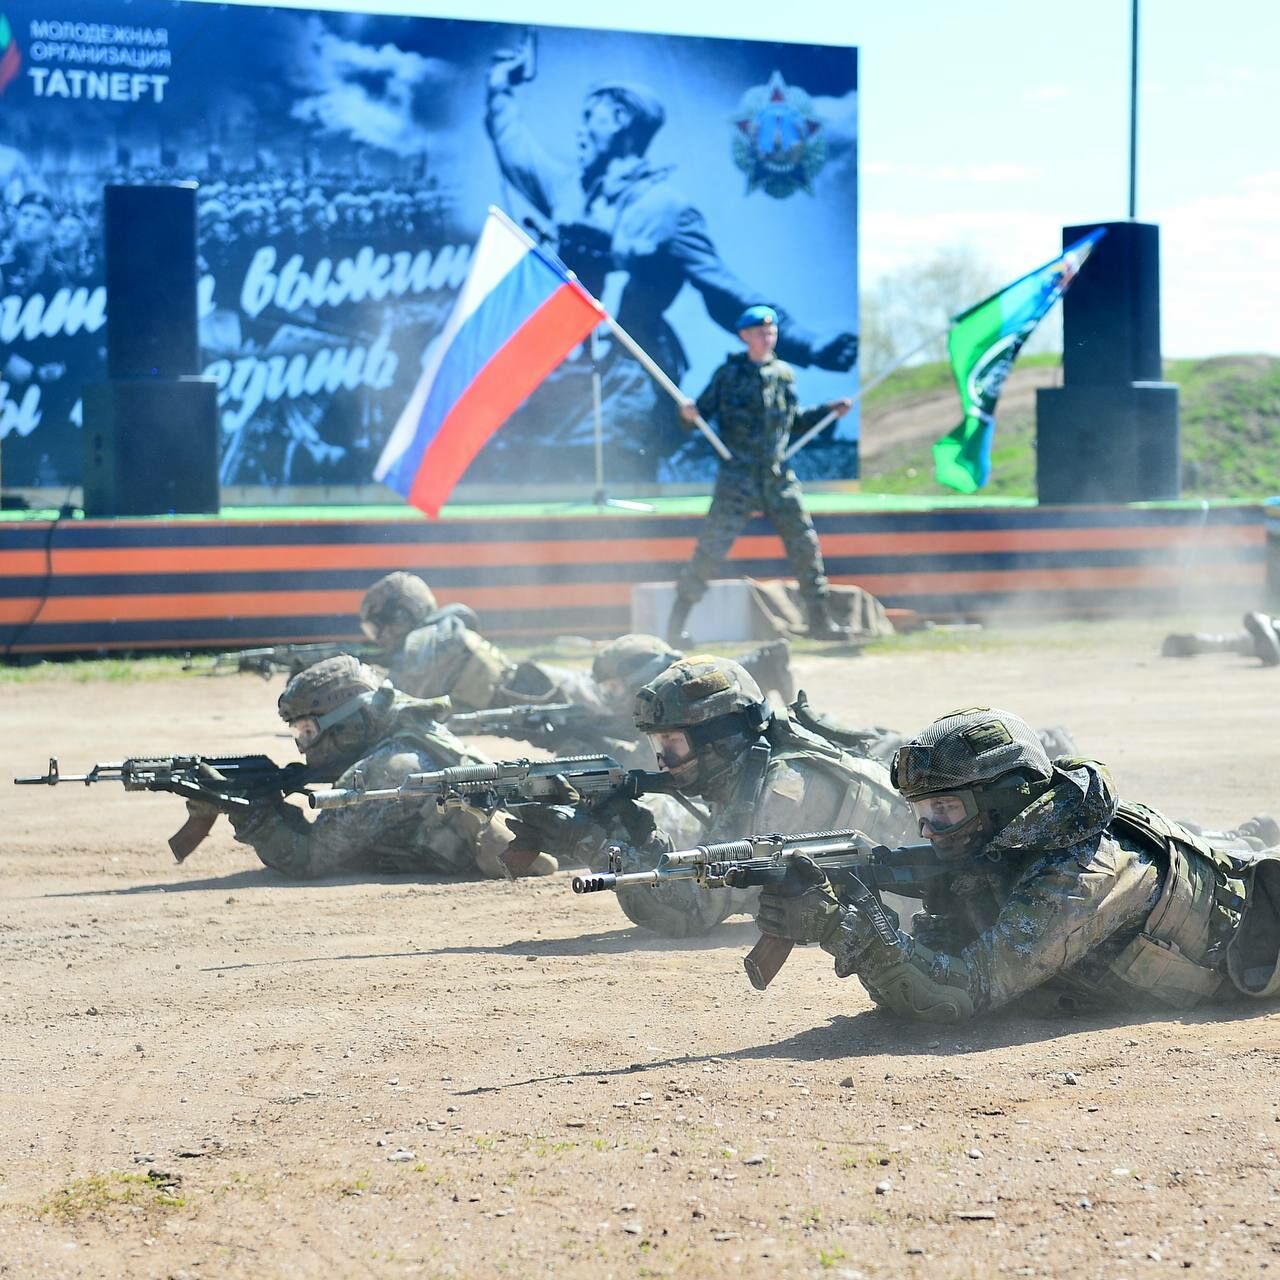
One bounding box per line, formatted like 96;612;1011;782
592;634;682;706
891;706;1053;857
278;655;391;769
360;572;437;647
632;656;770;795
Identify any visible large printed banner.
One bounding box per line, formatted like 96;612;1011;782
0;3;859;494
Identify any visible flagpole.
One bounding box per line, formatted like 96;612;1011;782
783;325;950;462
598;314;733;462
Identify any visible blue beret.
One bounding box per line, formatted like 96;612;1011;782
735;305;777;331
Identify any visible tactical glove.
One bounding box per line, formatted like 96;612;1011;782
755;854;844;946
183;761;230;823
504;804;606;866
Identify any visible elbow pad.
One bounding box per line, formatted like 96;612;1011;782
826;919;976;1023
861;959;976;1023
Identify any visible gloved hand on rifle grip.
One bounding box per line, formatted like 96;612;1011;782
183;761;230;823
505;805;607;865
755;853;844;946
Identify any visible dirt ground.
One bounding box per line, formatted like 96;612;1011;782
4;618;1280;1280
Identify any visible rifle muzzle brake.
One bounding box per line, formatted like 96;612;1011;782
571;873;616;894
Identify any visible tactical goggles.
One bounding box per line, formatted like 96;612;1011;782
289;716;323;752
908;791;980;837
647;730;695;772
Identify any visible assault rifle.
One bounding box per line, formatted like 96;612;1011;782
445;702;630;750
14;755;316;862
183;641;385;679
307;752;707;877
308;753;698;818
572;829;946;991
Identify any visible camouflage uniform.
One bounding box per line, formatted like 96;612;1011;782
593;658;915;937
675;352;838;610
390;614;602;712
360;571;601;712
759;707;1280;1022
226;657;538;881
232;713;514;880
1161;611;1280;666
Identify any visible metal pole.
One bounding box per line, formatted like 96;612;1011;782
784;324;951;461
599;312;733;461
1128;0;1139;219
589;326;606;505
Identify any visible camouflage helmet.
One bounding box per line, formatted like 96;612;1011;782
891;707;1052;800
591;633;682;692
633;656;771;796
891;707;1053;856
278;655;390;768
632;655;767;733
360;572;438;640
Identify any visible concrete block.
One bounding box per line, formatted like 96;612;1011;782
631;579;778;643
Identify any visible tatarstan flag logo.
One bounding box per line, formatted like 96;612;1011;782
0;15;21;96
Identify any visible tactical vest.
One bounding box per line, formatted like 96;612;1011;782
397;618;515;711
365;702;495;876
765;717;915;846
1106;800;1248;1008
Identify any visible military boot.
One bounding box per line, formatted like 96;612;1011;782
1186;814;1280;851
739;638;795;703
1160;631;1255;659
667;597;695;648
1243;612;1280;666
804;594;852;643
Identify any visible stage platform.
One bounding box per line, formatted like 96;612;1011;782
0;493;1267;655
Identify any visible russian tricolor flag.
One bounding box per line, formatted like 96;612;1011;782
375;207;603;517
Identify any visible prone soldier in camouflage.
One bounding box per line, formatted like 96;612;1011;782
587;633;795;768
755;705;1280;1022
790;693;1078;770
556;655;916;938
359;572;603;712
669;306;855;646
1161;611;1280;667
198;655;556;880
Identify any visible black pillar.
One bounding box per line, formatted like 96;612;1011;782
1035;220;1179;504
81;183;220;517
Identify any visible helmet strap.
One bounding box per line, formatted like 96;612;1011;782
683;704;771;752
315;682;393;732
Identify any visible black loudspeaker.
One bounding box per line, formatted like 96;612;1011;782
82;380;220;516
104;183;200;378
1036;220;1180;504
1036;382;1179;504
1061;221;1163;387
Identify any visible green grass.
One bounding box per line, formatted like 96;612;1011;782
0;655;200;684
41;1171;186;1219
862;353;1280;500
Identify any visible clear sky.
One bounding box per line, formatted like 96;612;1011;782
188;0;1280;358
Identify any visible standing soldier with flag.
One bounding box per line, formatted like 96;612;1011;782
667;305;854;645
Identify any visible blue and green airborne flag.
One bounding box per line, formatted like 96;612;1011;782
932;228;1105;493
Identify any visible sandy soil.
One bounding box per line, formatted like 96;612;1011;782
4;619;1280;1279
